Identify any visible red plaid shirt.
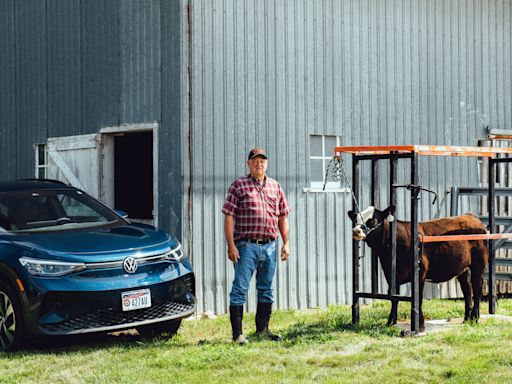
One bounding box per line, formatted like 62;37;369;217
222;174;290;240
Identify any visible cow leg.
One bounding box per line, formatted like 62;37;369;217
387;300;398;326
457;270;473;322
470;269;483;321
419;278;425;332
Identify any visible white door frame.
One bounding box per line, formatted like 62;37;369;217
100;122;159;227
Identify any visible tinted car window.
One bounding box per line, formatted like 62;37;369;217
0;189;120;232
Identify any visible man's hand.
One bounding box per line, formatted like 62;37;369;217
228;243;240;263
278;216;290;261
281;241;290;261
224;215;239;263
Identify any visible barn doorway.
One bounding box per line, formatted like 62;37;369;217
114;131;153;222
100;122;159;226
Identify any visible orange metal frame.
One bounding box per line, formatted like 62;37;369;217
420;233;512;243
335;144;512;243
335;145;512;158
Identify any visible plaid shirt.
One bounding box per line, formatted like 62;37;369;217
222;174;290;240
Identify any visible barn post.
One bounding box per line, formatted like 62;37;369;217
352;155;360;324
371;159;379;294
488;157;496;314
410;152;420;333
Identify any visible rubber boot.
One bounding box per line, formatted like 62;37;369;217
229;305;248;344
255;302;281;341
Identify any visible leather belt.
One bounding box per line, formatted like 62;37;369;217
239;238;275;245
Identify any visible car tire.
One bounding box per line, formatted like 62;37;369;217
137;319;182;338
0;281;24;351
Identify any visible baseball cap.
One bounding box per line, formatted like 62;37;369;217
248;147;268;160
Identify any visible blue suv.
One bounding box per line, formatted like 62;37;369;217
0;180;195;350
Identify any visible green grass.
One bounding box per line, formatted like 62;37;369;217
3;299;512;383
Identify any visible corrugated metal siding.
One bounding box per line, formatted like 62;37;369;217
47;0;82;138
81;0;120;131
14;0;48;176
186;0;512;313
0;0;164;180
120;0;161;123
0;0;17;181
158;0;183;240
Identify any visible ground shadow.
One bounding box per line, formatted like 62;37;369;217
6;330;176;356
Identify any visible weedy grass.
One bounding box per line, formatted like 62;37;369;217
2;299;512;383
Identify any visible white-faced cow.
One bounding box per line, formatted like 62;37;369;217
348;205;488;331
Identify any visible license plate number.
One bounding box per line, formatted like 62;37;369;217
121;289;151;311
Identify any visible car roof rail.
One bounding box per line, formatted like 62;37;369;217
18;178;69;186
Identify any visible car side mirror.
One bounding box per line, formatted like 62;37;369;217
114;209;129;219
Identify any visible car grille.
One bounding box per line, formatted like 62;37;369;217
41;274;195;314
40;300;195;335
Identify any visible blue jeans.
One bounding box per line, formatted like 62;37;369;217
229;240;277;306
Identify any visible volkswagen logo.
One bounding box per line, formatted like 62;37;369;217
123;257;138;273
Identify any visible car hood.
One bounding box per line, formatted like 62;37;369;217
3;223;177;262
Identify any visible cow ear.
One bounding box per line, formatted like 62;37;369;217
385;205;396;222
347;210;357;222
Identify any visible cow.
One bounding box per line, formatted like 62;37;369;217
347;205;488;332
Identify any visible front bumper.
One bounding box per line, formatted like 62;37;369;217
38;273;195;335
17;258;196;337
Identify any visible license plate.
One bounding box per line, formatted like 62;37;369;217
121;289;151;312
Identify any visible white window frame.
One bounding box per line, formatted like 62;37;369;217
303;135;349;193
34;143;48;179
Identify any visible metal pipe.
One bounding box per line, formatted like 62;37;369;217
371;160;379;294
410;152;420;333
390;156;398;296
449;187;459;216
488;157;496;314
352;156;360;324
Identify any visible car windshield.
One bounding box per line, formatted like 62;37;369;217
0;189;121;233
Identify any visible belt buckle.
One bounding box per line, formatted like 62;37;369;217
255;239;264;245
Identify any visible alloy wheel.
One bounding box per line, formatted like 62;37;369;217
0;291;16;350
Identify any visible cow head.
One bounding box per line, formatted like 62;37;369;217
347;205;396;241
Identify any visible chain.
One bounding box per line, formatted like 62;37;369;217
323;155;364;224
322;156;343;190
323;155;367;259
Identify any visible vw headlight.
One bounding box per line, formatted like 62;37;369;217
165;243;185;261
19;257;86;276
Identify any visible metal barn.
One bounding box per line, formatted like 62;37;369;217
1;0;512;314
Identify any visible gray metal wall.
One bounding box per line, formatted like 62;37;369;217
186;0;512;314
0;0;183;238
0;0;162;173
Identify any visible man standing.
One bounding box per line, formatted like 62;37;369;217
222;147;290;344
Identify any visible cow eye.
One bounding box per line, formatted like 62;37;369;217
366;218;378;227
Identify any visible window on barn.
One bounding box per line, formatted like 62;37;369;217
34;144;48;179
307;134;345;191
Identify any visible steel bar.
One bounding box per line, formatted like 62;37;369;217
410;152;420;333
352;156;360;324
371;160;379;294
354;292;413;302
488;158;496;314
390;156;398;297
419;233;512;243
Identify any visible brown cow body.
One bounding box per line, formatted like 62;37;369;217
348;206;488;331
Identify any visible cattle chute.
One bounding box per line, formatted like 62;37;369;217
336;145;512;334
